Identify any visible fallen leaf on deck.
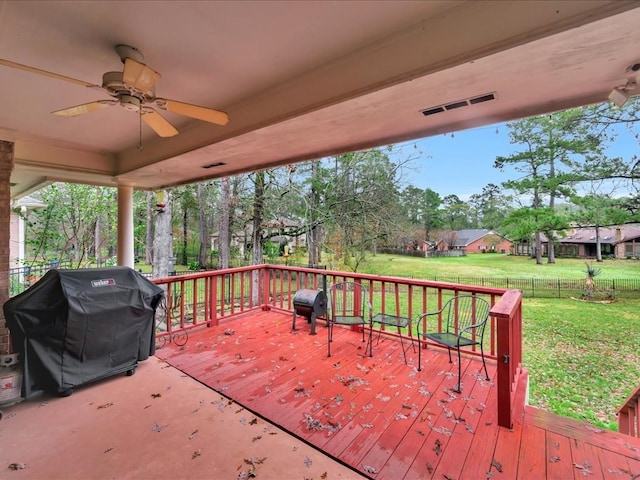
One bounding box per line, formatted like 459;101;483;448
151;393;161;398
433;439;442;456
573;461;593;476
97;402;113;409
363;465;378;474
585;425;605;434
192;449;202;459
151;422;168;432
8;463;27;470
189;429;198;440
491;459;503;472
104;447;113;453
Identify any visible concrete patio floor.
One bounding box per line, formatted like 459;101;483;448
0;356;364;480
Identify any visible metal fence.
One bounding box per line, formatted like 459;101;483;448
8;262;637;299
415;275;639;299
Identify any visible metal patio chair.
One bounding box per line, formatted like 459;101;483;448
327;281;372;357
416;295;491;392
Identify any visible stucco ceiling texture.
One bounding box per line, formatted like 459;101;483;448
1;1;639;198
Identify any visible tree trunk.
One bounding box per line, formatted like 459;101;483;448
534;231;543;265
251;172;265;305
308;160;321;266
145;191;154;265
94;215;101;263
595;225;603;262
547;232;556;264
152;190;173;278
218;177;231;269
197;183;210;268
182;204;188;266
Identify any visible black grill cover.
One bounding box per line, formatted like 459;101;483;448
3;266;164;397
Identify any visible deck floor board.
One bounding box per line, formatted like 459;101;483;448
155;310;640;479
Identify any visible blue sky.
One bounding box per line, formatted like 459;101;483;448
397;121;639;201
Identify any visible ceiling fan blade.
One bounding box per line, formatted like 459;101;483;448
142;110;179;137
156;98;229;126
123;58;160;92
52;100;115;117
0;58;101;89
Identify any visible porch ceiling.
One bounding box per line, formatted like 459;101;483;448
1;1;640;199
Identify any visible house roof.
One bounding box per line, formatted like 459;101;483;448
439;229;505;247
554;225;640;244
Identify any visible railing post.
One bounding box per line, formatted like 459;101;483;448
210;274;219;326
262;265;271;310
491;289;523;430
496;314;512;429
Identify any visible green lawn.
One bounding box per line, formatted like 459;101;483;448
357;253;640;430
358;253;640;279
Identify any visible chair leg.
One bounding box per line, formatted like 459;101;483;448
480;344;489;381
454;347;462;393
327;323;332;357
417;335;422;371
447;347;452;363
399;334;407;364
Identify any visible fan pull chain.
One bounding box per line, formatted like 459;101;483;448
138;107;143;151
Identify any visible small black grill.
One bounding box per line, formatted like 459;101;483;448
292;289;327;335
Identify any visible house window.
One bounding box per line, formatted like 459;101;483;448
626;244;640;257
479;245;486;251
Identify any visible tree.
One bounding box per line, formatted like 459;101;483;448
152;189;173;278
571;193;630;261
400;186;443;242
27;183;116;266
197;182;214;268
495;110;606;264
318;149;406;271
442;194;470;230
217;177;232;269
468;184;513;230
144;191;155;264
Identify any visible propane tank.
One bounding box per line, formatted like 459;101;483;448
0;353;23;407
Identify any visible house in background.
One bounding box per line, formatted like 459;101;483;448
544;224;640;259
435;229;512;254
9;195;46;270
210;217;306;256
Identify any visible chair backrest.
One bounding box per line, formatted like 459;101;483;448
328;281;371;322
442;295;491;341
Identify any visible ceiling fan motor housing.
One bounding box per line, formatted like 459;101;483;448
119;94;141;112
102;71;155;102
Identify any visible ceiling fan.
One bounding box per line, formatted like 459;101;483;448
0;44;229;137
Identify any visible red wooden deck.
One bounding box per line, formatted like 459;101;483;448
156;310;640;479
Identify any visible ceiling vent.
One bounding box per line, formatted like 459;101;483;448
421;92;496;117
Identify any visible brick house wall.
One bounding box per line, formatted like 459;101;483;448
467;234;512;254
0;141;14;355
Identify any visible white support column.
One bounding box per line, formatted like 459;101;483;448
117;184;135;268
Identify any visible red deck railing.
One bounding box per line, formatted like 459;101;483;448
617;384;640;436
152;264;524;428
